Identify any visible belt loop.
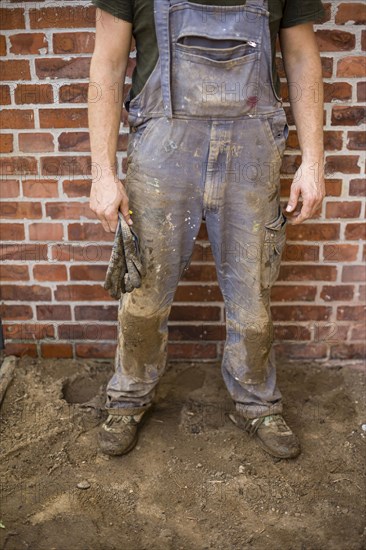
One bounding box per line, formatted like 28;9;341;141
154;0;173;119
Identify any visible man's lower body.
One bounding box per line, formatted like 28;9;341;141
99;115;300;459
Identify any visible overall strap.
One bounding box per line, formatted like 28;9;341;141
154;0;173;118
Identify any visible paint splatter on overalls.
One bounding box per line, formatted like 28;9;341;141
106;0;289;419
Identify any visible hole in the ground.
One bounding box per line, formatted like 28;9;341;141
62;373;107;404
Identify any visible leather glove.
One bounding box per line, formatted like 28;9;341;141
103;211;145;299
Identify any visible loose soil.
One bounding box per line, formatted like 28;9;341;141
0;357;365;550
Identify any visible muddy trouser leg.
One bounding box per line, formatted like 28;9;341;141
105;120;206;413
203;118;285;420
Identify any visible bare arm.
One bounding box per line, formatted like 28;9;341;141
88;9;133;232
279;22;325;225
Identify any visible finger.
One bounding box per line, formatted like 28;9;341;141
97;212;112;233
286;185;301;214
120;199;133;226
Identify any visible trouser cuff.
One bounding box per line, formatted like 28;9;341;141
105;404;152;416
235;401;283;420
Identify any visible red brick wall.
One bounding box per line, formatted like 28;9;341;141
0;2;365;362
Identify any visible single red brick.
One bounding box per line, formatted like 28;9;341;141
33;264;67;282
0;284;52;301
69;265;107;280
75;342;116;358
0;134;13;154
274;342;327;359
286;223;340;241
19;136;54;153
0;264;29;281
326;156;361;175
0;60;30;80
3;344;37;358
347;131;365;150
39;108;87;128
41;343;73;358
273;325;311;341
0;110;34;129
323;244;359;262
335;3;366;25
315;29;355;51
29;6;96;29
58;132;90;152
279;265;337;282
54;284;114;301
0;178;19;198
74;305;118;321
357;81;366;102
4;322;54;340
0;304;33;320
174;285;222;302
331;106;366;126
58;323;117;341
170;305;221;322
168;342;217;359
323;130;343;150
320;57;333;78
349;179;366;196
35;57;90;79
324;82;352;103
10;32;48;55
283;244;319;262
0;222;24;240
22;179;58;198
36;305;72;321
270;285;316;302
68;222;113;242
337;56;366;77
41;156;91;177
350;323;366;341
15;84;53;105
0;34;6;55
0;201;42;219
63;179;91;198
0;85;11;105
29;222;63;241
0;244;48;262
320;285;354;301
45;202;96;220
0;8;25;30
271;306;332;322
342;265;366;282
345;222;366;240
337;305;366;321
330;343;365;360
53;32;95;54
181;264;219;282
362;29;366;51
59;83;89;103
326;201;361;218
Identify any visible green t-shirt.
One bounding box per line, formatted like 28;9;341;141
92;0;324;101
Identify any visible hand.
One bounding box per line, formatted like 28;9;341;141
89;172;133;233
285;160;325;225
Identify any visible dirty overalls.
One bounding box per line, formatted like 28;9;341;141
105;0;289;420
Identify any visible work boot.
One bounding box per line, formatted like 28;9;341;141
98;407;150;456
228;413;301;459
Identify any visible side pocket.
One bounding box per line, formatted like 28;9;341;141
261;209;287;289
263;112;289;163
127;117;162;166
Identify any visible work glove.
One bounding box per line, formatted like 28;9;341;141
103;211;145;299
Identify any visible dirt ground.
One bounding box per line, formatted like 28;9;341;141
0;356;365;550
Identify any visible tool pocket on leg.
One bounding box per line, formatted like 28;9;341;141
263;111;289;163
261;209;287;289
